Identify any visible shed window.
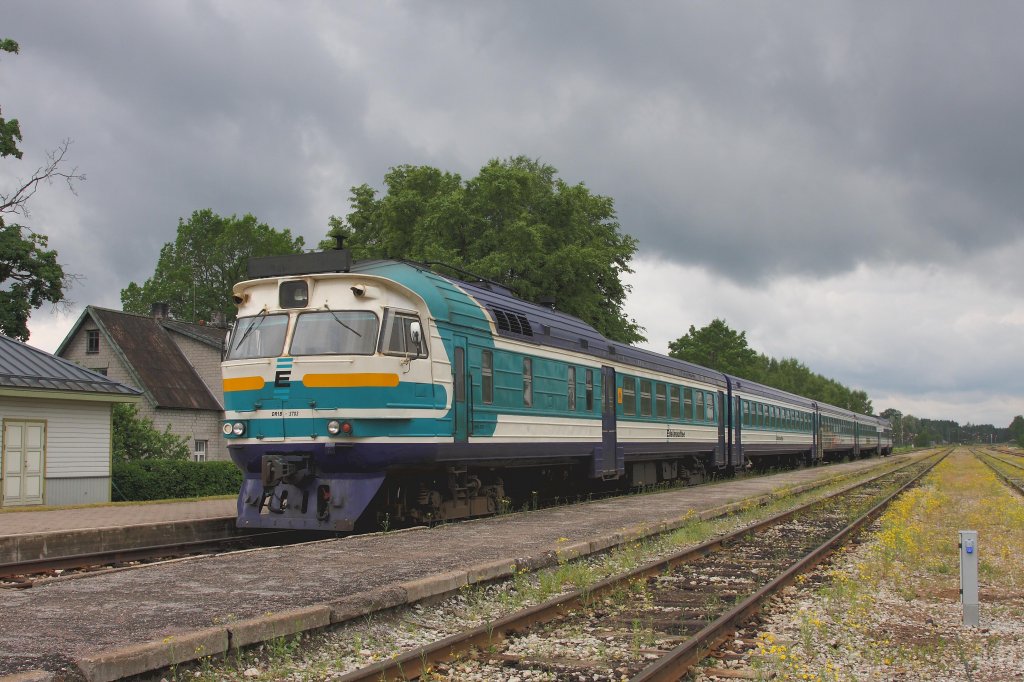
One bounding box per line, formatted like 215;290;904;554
193;440;208;462
86;329;100;354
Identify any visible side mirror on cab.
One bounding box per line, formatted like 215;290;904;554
409;321;423;356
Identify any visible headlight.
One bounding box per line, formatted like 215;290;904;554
327;420;342;435
232;422;246;436
222;422;233;435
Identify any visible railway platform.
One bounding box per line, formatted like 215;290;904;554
0;453;927;682
0;498;237;566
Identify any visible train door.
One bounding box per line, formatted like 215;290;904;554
452;336;469;442
595;365;621;478
715;391;727;468
812;405;822;462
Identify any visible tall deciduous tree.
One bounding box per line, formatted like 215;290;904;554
325;157;645;344
121;209;304;323
1;38;82;340
668;318;760;377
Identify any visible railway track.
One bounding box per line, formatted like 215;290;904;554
973;448;1024;496
331;451;945;682
0;530;303;588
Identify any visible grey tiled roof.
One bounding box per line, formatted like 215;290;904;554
0;334;141;397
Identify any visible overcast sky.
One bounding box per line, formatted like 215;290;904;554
4;2;1022;426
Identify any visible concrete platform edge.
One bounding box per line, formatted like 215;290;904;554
0;518;238;565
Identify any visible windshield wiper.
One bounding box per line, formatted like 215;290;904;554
232;309;268;354
323;305;362;337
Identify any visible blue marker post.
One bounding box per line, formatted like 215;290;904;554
959;530;979;627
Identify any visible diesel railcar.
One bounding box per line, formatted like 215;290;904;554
221;247;892;531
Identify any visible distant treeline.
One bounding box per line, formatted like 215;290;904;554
882;413;1022;448
668;319;872;415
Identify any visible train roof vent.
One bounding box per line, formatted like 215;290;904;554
492;308;533;337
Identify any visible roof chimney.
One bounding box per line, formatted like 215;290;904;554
151;302;171;320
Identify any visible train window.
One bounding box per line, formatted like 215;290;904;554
640;380;653;417
758;403;765;428
622;377;636;416
706;393;714;422
523;358;533;407
482;350;493;405
568;366;577;411
670;386;681;419
291;311;379;356
656;384;668;418
382;311;428;358
743;400;750;426
695;391;705;421
279;280;309;309
585;369;594;411
225;313;289;360
683;388;693;421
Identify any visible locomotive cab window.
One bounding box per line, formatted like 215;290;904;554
225;313;289;360
279;280;309;308
290;310;378;356
382;310;428;358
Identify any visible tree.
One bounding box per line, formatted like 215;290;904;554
880;408;903;446
668;318;874;415
111;403;189;462
668;318;759;377
1;38;82;340
121;209;304;322
324;157;645;344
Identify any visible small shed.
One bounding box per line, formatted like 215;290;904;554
0;334;141;507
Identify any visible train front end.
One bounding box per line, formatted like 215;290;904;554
221;252;447;531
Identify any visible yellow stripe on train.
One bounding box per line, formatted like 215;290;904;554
302;373;400;388
223;376;266;392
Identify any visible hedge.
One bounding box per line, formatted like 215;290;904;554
112;459;243;501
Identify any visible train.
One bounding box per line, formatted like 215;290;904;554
221;245;893;531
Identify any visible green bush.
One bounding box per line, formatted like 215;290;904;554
112;459;242;501
112;403;189;462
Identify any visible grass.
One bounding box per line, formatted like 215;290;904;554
752;448;1024;680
